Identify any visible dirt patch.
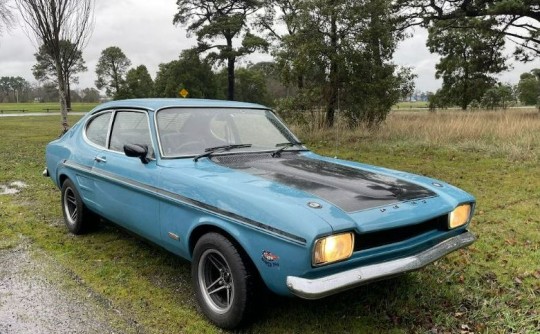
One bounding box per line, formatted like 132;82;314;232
0;243;141;334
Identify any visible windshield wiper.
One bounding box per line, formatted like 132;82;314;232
193;144;252;162
271;142;303;158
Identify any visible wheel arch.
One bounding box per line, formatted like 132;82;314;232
56;160;73;187
189;224;249;260
59;173;69;186
188;223;265;287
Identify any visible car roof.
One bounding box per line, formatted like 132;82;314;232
92;98;269;113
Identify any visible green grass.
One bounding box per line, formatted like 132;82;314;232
0;115;539;333
0;102;98;113
393;101;429;109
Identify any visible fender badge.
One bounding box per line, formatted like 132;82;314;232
432;182;443;188
307;202;322;209
261;251;280;267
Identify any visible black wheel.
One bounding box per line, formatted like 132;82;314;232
192;233;255;329
61;179;93;234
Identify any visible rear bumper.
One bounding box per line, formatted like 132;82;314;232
286;231;476;299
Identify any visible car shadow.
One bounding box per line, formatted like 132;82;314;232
90;220;470;333
240;270;472;333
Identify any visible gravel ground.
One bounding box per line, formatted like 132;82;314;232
0;243;140;334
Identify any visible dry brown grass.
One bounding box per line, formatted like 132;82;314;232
292;108;540;161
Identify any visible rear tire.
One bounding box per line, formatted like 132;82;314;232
192;233;255;329
61;179;94;234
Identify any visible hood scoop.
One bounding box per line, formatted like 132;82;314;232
212;153;436;212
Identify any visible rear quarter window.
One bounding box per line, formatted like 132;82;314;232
86;112;112;147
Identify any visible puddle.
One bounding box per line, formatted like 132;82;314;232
0;181;27;195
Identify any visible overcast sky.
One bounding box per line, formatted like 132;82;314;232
1;0;539;93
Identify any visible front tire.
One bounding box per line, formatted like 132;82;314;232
61;179;93;234
192;233;255;329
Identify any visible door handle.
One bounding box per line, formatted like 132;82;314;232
94;156;107;163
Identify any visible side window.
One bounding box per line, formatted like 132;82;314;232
109;111;154;157
86;112;112;148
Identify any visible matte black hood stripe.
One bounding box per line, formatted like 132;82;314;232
211;153;437;213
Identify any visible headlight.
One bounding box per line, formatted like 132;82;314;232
449;204;472;229
312;232;354;266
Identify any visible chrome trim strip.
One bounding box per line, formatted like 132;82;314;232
286;231;476;299
61;160;306;245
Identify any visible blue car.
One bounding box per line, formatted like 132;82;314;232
44;98;476;328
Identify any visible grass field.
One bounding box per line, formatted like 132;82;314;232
0;111;539;333
0;102;98;113
393;101;429;110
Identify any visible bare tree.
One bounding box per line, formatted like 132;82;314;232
16;0;94;132
0;0;14;35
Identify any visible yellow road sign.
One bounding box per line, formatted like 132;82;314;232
179;88;189;98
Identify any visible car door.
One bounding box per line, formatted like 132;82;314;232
76;110;113;211
92;109;161;243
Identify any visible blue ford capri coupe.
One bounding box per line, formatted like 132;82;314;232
44;98;476;328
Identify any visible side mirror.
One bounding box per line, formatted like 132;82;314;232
124;144;150;164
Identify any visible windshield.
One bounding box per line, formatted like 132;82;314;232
156;108;302;157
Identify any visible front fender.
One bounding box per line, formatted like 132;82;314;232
185;215;311;296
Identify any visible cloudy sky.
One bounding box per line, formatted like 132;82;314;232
1;0;539;93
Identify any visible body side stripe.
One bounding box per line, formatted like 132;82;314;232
61;160;307;245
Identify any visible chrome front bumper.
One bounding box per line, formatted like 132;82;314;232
287;231;476;299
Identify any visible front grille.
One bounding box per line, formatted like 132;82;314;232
354;214;448;251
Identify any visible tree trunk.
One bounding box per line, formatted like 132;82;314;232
461;55;469;110
227;56;235;100
66;79;72;111
112;63;119;98
297;75;304;90
325;76;337;128
56;61;69;133
226;37;235;101
325;10;338;128
461;79;468;110
368;10;383;126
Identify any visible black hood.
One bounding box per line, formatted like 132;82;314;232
211;153;436;212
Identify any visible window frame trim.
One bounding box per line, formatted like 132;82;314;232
83;110;114;150
83;108;157;160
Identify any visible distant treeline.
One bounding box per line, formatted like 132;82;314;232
0;76;100;104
